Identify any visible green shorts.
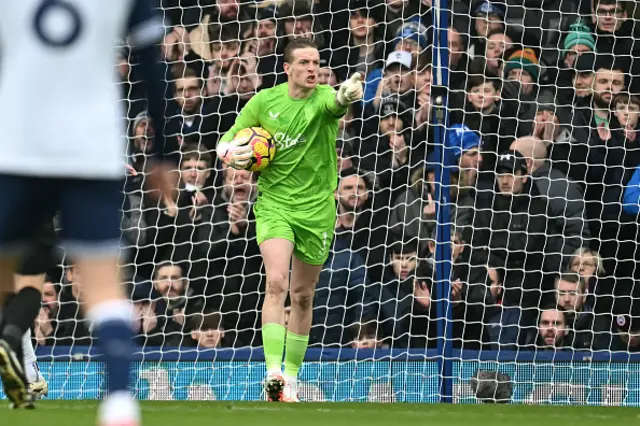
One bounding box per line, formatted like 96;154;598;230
254;196;336;266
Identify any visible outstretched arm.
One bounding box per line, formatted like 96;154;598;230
325;73;364;117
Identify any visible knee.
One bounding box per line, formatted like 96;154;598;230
266;272;288;299
290;287;314;310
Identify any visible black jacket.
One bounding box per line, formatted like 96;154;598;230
470;180;550;308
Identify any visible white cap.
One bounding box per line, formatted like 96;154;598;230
385;51;412;70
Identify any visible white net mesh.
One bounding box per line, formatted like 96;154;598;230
20;0;640;404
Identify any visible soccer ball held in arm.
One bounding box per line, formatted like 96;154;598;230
222;127;276;172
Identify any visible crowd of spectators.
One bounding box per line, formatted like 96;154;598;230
33;0;640;353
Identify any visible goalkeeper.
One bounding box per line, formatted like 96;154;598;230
217;38;363;402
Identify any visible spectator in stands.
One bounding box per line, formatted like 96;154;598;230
412;51;433;132
349;322;389;349
594;301;640;352
34;279;60;346
360;96;412;193
612;93;640;145
470;151;550;325
378;238;423;346
363;50;415;108
169;63;217;150
469;1;505;58
482;29;514;76
342;0;386;77
250;5;279;88
310;216;378;347
179;145;214;208
131;280;182;347
55;265;92;346
334;168;388;285
186;310;228;349
523;306;573;350
590;0;640;92
152;261;194;340
318;52;340;88
200;165;263;346
447;26;471;90
562;20;597;70
553;273;607;350
502;48;540;97
384;0;419;37
555;51;597;106
128;110;154;175
458;74;504;173
510;136;590;274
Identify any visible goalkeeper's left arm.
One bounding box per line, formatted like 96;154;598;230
325;73;364;116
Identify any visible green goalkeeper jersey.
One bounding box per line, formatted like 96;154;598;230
220;83;347;209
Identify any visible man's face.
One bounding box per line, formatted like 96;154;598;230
593;69;625;107
564;45;593;69
397;39;421;56
570;253;598;281
318;67;338;87
174;77;202;114
497;170;527;195
506;69;535;95
390;251;418;281
336;174;368;211
285;47;320;90
486;33;511;72
474;13;503;37
223;167;255;201
212;40;240;71
154;265;186;300
180;158;210;188
556;280;585;313
415;66;432;96
429;236;464;261
448;28;463;68
349;11;376;39
539;309;568;346
256;19;277;55
284;17;314;40
233;57;262;100
573;71;594;98
217;0;239;20
467;82;499;111
593;2;626;33
615;101;640;129
384;65;413;94
379;115;403;135
42;282;59;318
460;148;482;172
192;327;224;348
133;118;154;153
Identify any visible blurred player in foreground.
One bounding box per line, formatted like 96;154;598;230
0;0;172;424
218;38;363;402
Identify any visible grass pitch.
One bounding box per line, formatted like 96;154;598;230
1;401;639;426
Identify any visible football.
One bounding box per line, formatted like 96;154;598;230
233;127;276;172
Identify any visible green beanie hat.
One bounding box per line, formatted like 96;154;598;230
503;48;540;81
563;21;596;57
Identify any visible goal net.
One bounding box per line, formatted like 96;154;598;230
7;0;640;405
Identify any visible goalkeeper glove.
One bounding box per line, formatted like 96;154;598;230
337;72;364;106
217;141;253;169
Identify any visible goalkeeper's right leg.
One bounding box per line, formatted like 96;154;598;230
259;237;295;402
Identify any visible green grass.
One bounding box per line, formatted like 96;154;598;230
1;401;639;426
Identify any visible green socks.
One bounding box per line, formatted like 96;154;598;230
283;331;309;378
262;323;286;372
263;323;309;378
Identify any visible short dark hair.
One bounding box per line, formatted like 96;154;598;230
349;321;381;341
466;73;501;92
555;272;586;293
181;143;212;167
170;62;201;82
284;38;319;63
189;310;223;332
612;92;640;109
388;236;420;257
153;260;184;280
538;304;567;324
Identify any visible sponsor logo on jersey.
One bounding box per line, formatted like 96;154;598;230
273;132;306;150
268;111;281;119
